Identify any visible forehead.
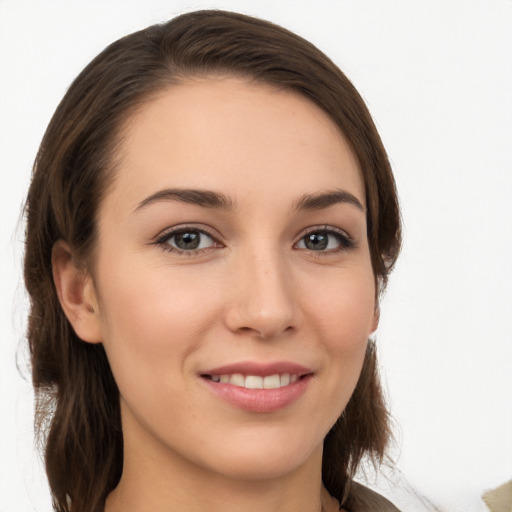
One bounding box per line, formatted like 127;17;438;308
108;77;365;211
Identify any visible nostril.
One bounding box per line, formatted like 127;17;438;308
223;294;297;339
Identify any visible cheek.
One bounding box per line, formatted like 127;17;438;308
94;256;222;384
94;259;225;445
303;266;375;413
305;265;377;346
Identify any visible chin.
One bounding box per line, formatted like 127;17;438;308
210;456;311;482
197;431;323;482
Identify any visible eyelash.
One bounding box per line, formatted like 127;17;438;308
296;225;355;256
153;226;221;256
152;225;355;256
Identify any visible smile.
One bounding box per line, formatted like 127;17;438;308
205;373;300;389
200;362;313;413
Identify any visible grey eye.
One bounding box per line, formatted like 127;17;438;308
303;233;329;250
296;230;351;251
166;230;215;251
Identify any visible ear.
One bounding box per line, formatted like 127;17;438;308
52;240;103;344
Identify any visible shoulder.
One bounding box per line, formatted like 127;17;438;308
347;481;401;512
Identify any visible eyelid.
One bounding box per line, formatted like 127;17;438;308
152;224;223;254
294;225;355;252
151;223;355;255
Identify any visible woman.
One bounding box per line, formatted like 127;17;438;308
24;10;401;512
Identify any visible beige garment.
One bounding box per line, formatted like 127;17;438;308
483;480;512;512
349;481;401;512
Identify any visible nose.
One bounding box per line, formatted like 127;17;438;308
224;249;298;339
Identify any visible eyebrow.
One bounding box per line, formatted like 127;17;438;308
133;187;364;214
134;188;236;213
295;189;365;212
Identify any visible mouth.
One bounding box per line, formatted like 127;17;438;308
199;362;313;413
201;373;302;389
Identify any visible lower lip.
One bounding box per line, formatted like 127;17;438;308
201;375;312;413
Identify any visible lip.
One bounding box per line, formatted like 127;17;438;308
199;361;314;413
201;361;312;378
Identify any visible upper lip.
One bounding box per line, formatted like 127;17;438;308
200;361;313;378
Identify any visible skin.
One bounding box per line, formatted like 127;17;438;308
53;77;378;512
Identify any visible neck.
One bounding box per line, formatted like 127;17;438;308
107;474;326;512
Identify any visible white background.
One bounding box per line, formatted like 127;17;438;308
1;1;511;511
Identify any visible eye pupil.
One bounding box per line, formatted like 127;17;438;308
304;233;328;250
175;231;201;250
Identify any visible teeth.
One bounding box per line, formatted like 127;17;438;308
230;373;245;387
245;375;263;389
263;374;280;389
280;373;290;386
209;372;300;389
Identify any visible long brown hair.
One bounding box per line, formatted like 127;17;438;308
24;10;401;512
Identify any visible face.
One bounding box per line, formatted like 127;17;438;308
87;77;377;481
